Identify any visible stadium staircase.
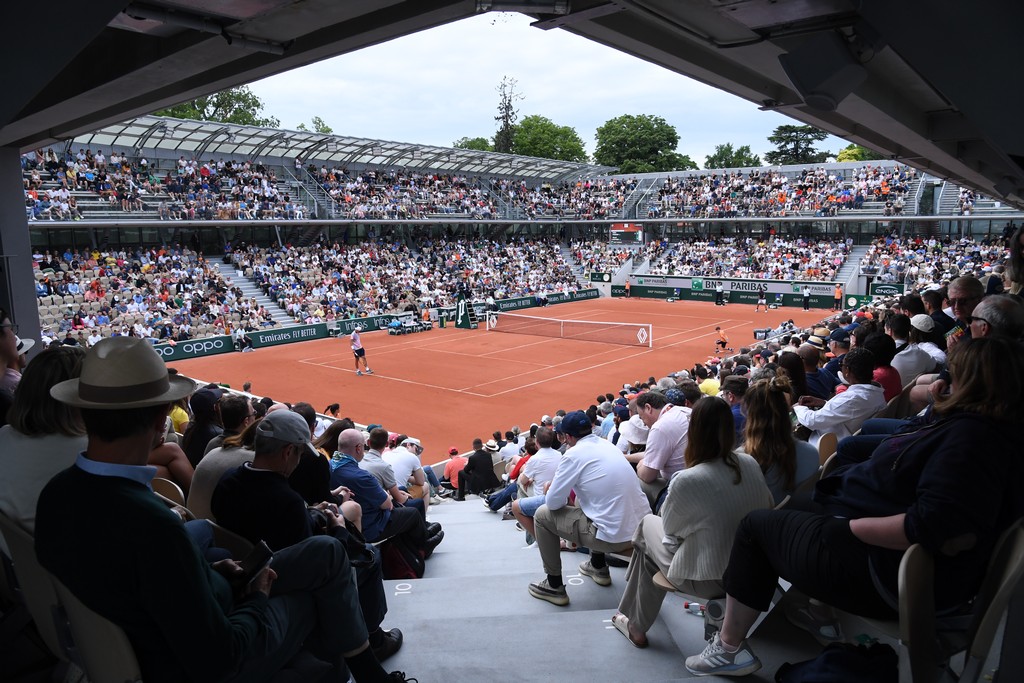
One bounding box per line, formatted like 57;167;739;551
213;261;296;327
835;244;870;291
559;244;591;289
380;483;827;682
619;177;658;219
285;167;339;218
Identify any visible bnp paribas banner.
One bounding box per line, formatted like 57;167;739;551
619;276;840;308
153;335;234;362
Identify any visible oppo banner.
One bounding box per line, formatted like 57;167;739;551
153;335;234;362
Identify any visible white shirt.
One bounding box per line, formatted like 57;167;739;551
793;382;887;447
521;446;561;496
640;404;691;479
890;343;937;387
544;434;649;544
382;447;423;487
497;440;520;462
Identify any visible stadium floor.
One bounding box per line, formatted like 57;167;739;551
169;298;831;453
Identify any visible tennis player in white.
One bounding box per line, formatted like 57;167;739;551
350;326;373;375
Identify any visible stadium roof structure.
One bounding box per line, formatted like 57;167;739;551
70;115;614;183
0;1;1022;205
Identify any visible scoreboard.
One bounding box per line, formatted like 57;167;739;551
609;223;644;246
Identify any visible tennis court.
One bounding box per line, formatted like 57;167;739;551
169;298;830;457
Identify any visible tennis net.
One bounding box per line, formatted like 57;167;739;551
485;311;653;348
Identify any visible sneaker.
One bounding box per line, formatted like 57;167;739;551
385;672;417;683
371;628;403;662
501;510;515;521
429;496;443;505
684;632;761;677
578;559;612;586
356;370;363;376
784;601;845;645
366;368;374;374
528;578;569;606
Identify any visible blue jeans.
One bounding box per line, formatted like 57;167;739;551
423;465;441;491
486;482;517;511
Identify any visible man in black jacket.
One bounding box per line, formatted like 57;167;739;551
455;438;500;500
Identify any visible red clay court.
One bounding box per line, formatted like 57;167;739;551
169;298;830;459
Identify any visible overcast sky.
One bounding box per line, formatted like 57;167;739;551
249;12;847;168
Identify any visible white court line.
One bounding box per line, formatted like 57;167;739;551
298;318;750;399
296;359;491;397
483;321;748;398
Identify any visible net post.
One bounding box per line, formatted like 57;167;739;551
647;324;653;349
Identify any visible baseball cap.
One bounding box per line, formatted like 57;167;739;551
910;314;935;333
612;405;630;420
353;326;362;332
255;410;317;457
733;364;750;375
400;437;421;448
829;328;850;343
189;387;223;417
554;410;592;438
448;446;459;456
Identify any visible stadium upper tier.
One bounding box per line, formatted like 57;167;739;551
20;116;1020;224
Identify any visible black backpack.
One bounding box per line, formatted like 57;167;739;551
775;642;897;683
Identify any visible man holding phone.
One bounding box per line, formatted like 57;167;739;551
35;338;414;683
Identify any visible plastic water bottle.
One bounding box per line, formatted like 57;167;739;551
684;601;704;615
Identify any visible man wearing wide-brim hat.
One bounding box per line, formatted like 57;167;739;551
35;337;414;683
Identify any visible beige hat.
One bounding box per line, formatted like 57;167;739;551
50;337;195;409
617;414;649;445
484;439;499;451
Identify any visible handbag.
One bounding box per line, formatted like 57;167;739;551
307;507;375;568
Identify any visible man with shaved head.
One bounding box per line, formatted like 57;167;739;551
799;343;839;400
330;429;443;557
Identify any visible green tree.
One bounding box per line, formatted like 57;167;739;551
155;86;280;127
296;116;333;134
453;136;493;151
764;125;832;165
704;143;761;169
512;115;587;162
593;114;697;173
493;76;523;154
835;143;884;162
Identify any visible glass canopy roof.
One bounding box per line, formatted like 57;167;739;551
70;115;614;183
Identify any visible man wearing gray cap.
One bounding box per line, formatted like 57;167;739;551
35;337;414;683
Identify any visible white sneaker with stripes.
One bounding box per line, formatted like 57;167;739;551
685;632;761;677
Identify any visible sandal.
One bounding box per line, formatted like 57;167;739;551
611;613;648;649
785;602;845;645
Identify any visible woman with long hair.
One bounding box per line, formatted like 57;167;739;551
0;346;87;536
685;336;1024;676
611;397;773;649
774;351;808;404
740;376;819;505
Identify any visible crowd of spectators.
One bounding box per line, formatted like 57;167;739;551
306;164;497;220
23;147;309;222
859;234;1010;289
648;236;849;281
644;165;915;219
568;239;635;274
32;245;280;346
233;236;580;322
494;177;639;220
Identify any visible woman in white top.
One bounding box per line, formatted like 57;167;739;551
611;397;773;648
0;346;88;546
740;376;820;505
